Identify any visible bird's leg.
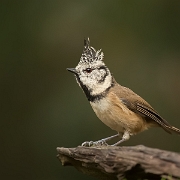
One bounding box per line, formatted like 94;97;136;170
95;133;120;145
111;130;130;146
81;133;120;147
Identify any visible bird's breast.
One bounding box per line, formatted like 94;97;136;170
90;93;147;134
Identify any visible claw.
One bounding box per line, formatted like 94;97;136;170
89;141;94;146
81;140;108;147
81;141;89;147
96;139;108;146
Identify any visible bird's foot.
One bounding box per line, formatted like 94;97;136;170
81;139;108;147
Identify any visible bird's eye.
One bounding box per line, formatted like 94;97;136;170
84;68;92;73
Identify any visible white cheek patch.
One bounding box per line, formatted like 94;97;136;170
90;73;112;95
75;60;112;96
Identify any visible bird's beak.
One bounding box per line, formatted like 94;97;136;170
67;68;78;75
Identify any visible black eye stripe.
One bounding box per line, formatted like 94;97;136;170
98;66;106;70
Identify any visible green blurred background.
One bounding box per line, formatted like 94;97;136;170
1;1;180;180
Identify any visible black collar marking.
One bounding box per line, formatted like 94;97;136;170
75;74;114;102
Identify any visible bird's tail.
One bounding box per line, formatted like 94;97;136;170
164;125;180;135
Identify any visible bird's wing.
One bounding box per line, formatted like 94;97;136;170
120;98;172;133
112;84;180;134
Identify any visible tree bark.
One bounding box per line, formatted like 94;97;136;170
57;145;180;180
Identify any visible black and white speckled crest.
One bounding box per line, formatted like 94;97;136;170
79;38;104;64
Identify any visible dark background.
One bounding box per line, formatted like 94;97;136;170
1;1;180;180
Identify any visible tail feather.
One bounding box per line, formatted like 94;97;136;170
164;125;180;135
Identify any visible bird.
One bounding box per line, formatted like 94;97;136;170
67;38;180;146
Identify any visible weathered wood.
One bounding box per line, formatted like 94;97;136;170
57;145;180;180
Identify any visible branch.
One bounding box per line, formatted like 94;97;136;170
57;145;180;180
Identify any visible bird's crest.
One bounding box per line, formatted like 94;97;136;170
79;38;104;64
